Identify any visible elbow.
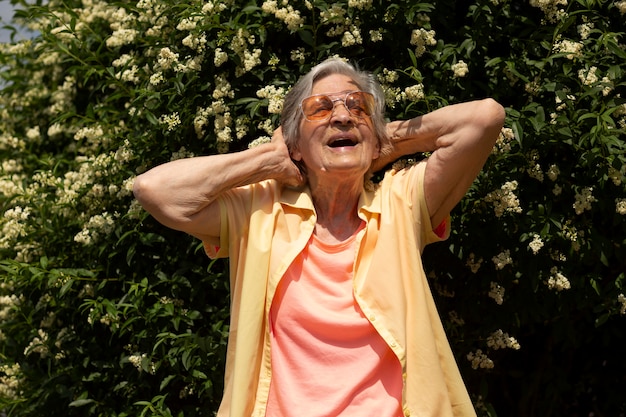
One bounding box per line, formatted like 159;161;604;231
482;98;506;129
477;99;506;146
132;173;162;213
132;173;149;205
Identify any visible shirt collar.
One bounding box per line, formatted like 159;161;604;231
278;182;382;215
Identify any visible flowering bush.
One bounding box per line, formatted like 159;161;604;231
1;0;625;415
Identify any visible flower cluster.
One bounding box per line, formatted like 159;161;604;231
492;250;513;270
553;38;583;59
0;363;22;401
261;1;304;32
493;127;515;154
410;28;437;58
257;85;287;115
451;60;469;78
486;329;521;350
466;253;483;273
546;267;571;292
128;353;156;374
74;212;117;246
488;282;505;305
530;0;568;23
484;181;523;217
467;349;494;370
618;294;626;315
573;186;596;215
528;234;544;254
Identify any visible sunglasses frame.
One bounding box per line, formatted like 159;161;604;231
299;91;375;122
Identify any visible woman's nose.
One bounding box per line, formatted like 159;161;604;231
330;101;354;124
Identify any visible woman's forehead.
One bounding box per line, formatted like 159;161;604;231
311;74;361;95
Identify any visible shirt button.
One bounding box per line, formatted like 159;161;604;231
369;315;376;322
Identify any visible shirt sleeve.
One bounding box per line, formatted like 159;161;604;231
203;197;230;259
410;160;451;246
202;180;279;259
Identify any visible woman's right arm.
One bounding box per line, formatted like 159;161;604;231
133;129;303;241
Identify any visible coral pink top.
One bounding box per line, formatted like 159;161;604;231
267;225;403;416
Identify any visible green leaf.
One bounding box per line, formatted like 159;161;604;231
69;399;96;407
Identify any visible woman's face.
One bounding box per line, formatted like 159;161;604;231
291;73;380;182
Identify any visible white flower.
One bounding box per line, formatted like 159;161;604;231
488;281;505;305
214;48;228;67
257;85;286;114
348;0;373;9
528;234;544;254
128;353;146;371
24;329;49;358
170;146;195;161
112;53;133;67
493;127;515;154
484;181;523;217
486;329;521;350
159;112;181;132
404;84;425;101
369;29;383;42
616;198;626;215
243;48;262;72
530;0;568;23
527;163;544;182
466;253;483;273
263;2;304;31
157;47;179;70
341;26;362;47
492;250;513;270
553;39;582;59
0;363;21;400
618;294;626;315
248;136;272;148
547;164;560;181
213;74;234;100
467;349;494;370
176;16;200;31
149;71;164;85
547;267;571;291
106;28;139;48
578;66;599;86
451;60;469;78
410;28;437;57
573;186;596;215
290;47;306;64
577;22;594;40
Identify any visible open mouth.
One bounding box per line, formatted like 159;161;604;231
328;138;357;148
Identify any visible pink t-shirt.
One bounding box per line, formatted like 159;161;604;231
267;225;403;417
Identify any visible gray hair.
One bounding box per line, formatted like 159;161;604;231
280;58;391;155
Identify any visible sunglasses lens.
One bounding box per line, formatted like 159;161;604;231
301;95;334;120
345;92;374;117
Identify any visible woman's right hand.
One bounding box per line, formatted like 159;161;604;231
271;127;306;188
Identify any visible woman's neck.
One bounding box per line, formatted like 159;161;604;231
309;178;364;244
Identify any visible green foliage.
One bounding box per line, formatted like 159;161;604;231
1;0;625;415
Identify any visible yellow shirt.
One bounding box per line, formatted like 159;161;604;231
204;160;476;417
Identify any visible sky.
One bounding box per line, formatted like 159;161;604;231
0;0;33;43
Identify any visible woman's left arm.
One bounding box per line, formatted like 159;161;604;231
380;98;505;227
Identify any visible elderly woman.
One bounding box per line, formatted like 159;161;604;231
133;58;505;417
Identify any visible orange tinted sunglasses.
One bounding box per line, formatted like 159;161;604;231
300;91;375;121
